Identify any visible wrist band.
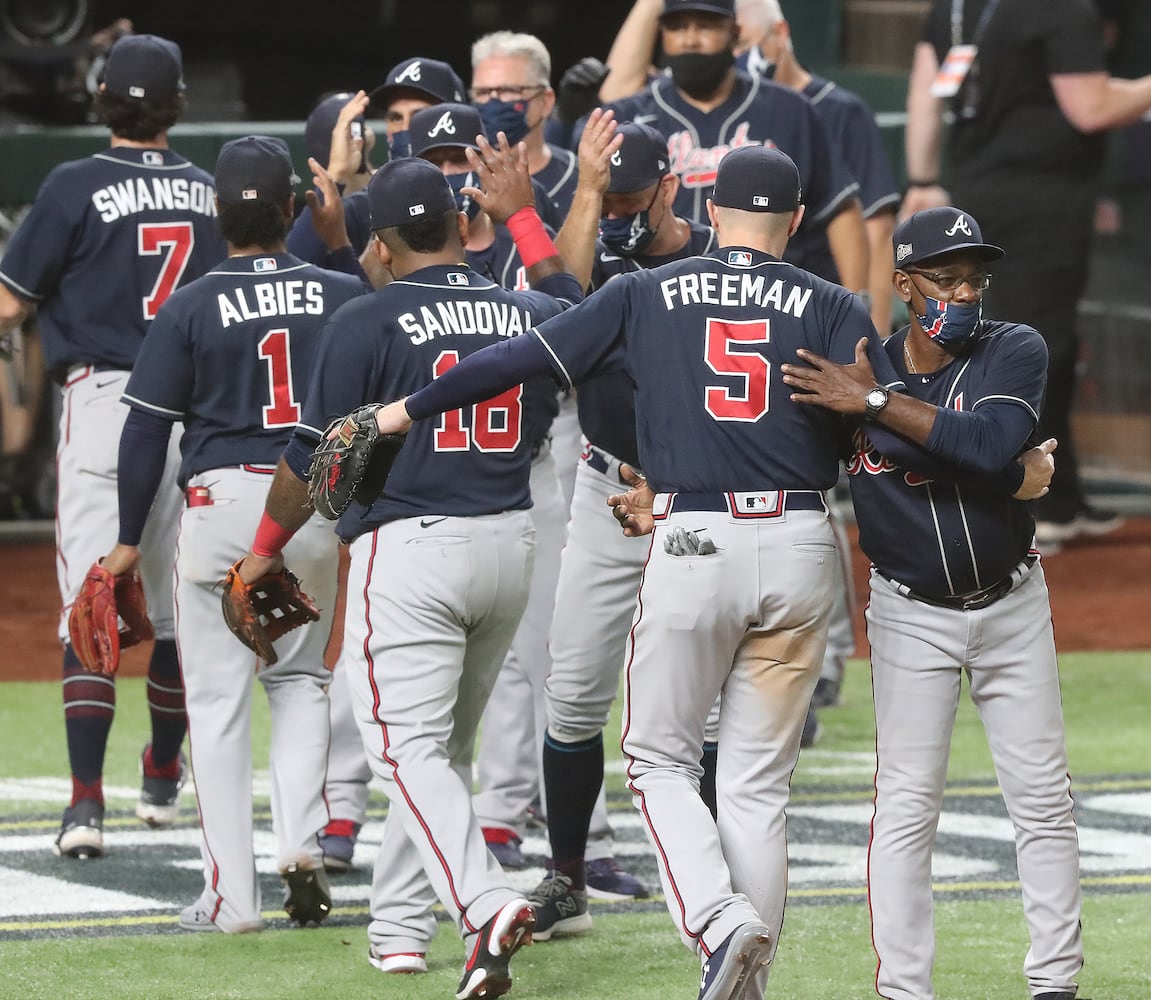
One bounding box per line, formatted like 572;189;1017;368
252;511;295;558
506;206;557;270
906;180;939;188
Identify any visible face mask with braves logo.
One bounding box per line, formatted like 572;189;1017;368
445;171;482;221
600;187;661;257
915;295;983;351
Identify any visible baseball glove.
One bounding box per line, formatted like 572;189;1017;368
220;560;320;665
68;561;155;676
307;404;406;521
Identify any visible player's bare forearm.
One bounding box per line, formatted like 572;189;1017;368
305;157;352;252
827;201;869;294
902;42;949;218
264;457;314;534
601;0;661;102
555;108;621;290
866;212;896;333
100;543;141;578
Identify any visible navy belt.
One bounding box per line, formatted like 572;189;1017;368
880;554;1038;612
653;490;827;521
583;443;637;484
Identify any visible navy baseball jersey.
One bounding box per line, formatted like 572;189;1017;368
531;246;901;493
578;221;717;467
0;147;225;374
848;322;1046;597
286;180;563;268
600;73;858;242
295;264;573;538
123;253;363;485
785;74;900;282
533;144;580;220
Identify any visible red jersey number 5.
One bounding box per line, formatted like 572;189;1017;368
704;317;770;422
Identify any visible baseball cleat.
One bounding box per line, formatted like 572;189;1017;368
697;922;773;1000
281;863;332;927
319;819;361;873
368;949;428;974
53;798;105;859
482;826;525;869
800;706;822;749
585;856;650;901
527;871;593;940
179;897;264;934
811;674;842;709
455;897;534;999
136;744;187;828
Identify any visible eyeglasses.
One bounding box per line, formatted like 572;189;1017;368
469;85;546;103
904;269;992;293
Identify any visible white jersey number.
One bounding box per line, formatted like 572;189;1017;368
138;222;194;320
703;317;770;422
432;350;523;453
257;329;302;428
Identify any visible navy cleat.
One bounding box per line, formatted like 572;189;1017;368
697;922;773;1000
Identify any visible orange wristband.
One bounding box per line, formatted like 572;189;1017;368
505;206;556;270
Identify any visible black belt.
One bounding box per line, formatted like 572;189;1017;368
655;490;826;520
881;555;1037;612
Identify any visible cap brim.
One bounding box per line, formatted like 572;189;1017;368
369;82;442;109
908;241;1005;265
659;2;735;19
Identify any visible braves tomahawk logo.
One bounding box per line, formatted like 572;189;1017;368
428;111;456;138
666;123;769;188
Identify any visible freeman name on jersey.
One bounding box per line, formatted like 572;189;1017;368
91;176;216;223
217;280;325;327
398;298;535;345
659;270;813;317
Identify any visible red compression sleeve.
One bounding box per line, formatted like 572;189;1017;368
251;511;296;558
505;206;557;269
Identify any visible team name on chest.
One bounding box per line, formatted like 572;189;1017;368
398;299;532;346
91;177;215;223
666;123;767;189
217;280;325;327
659;271;812;316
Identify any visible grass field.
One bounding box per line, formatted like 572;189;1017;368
1;651;1148;999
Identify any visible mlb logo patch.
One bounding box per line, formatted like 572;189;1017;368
143;151;163;166
254;257;278;272
409;204;426;217
752;195;770;207
447;272;468;286
129;85;146;98
896;243;913;262
242;189;259;200
728;250;753;267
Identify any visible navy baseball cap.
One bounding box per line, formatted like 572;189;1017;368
368;157;457;229
370;57;467;109
305;92;362;168
607;123;670;194
410;104;483;158
660;0;736;19
711;146;802;213
893;207;1005;268
215;136;299;204
103;34;184;100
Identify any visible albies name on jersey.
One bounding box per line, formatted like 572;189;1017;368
91;176;216;223
217;280;325;327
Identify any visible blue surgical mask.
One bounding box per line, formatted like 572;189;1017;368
476;99;531;146
445;171;482;221
388;130;411;161
599;187;661;257
915;295;983;351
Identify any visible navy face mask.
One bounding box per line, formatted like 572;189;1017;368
388;130;412;161
445;170;482;221
599;187;661;257
476;99;532;145
915;294;983;351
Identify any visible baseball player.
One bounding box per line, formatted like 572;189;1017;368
232;150;582;994
0;34;225;858
471;32;580;219
97;136;362;932
779;206;1082;1000
370;145;906;1000
515;114;719;935
592;0;869;297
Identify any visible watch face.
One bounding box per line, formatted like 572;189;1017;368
866;388;888;413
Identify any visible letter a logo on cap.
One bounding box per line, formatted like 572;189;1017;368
945;213;973;237
610;149;623;166
428;111;456;138
396;61;422;83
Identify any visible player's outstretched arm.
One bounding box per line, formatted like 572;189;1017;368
826;200;870;297
325;90;370;189
901;42;951;219
555;107;623;291
601;0;662;103
305;157;351;253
